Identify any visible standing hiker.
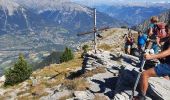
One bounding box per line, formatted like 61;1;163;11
137;24;170;100
124;30;134;55
137;31;147;54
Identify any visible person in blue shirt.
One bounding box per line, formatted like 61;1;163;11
138;31;147;53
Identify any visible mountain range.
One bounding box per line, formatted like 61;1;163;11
73;1;170;26
0;0;124;75
134;9;170;32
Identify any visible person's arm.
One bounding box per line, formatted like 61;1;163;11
145;47;170;60
156;37;161;47
148;28;153;36
127;36;131;41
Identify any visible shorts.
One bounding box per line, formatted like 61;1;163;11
154;63;170;77
125;44;131;49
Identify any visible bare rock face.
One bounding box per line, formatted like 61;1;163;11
148;77;170;100
74;91;95;100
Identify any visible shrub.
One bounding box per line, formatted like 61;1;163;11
60;47;74;63
4;54;32;86
38;51;63;68
121;26;128;29
81;45;89;58
82;45;89;53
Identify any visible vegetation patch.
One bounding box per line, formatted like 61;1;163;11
4;54;32;86
94;94;108;100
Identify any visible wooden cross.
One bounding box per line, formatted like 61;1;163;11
77;8;109;53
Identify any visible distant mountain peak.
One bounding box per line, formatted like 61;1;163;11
0;0;20;16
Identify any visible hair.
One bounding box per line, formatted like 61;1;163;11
150;16;159;23
165;24;170;35
165;24;170;29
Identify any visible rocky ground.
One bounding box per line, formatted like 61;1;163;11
0;28;169;100
40;50;170;100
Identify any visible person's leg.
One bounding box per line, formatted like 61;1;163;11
164;76;170;80
140;68;157;96
125;45;128;54
140;63;170;96
127;45;131;54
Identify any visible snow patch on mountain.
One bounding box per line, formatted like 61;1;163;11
0;0;20;16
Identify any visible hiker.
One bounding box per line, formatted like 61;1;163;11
137;31;147;54
124;30;134;55
146;16;160;54
137;24;170;100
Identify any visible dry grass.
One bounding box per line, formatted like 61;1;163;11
30;84;46;95
82;67;106;78
102;29;118;38
98;43;113;51
59;93;74;100
18;95;32;100
32;52;83;77
94;94;108;100
63;78;89;91
0;96;6;100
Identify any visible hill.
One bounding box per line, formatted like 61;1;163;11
74;1;170;26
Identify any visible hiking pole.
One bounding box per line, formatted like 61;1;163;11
130;57;146;100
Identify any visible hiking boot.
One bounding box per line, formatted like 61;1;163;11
133;92;146;100
133;95;146;100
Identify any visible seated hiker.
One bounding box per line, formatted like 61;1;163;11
146;16;160;54
155;22;167;50
137;24;170;100
124;31;134;55
137;31;147;54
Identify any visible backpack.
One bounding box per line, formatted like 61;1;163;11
155;22;167;39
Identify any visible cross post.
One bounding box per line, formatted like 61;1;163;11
77;8;109;53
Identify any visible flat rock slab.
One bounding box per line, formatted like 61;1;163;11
149;77;170;100
40;90;72;100
74;90;95;100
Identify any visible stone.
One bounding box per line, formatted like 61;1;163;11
107;68;119;76
0;75;5;82
40;90;72;100
86;64;92;68
121;92;129;100
85;67;96;71
74;91;95;100
97;59;107;65
88;82;101;92
114;93;126;100
148;77;170;100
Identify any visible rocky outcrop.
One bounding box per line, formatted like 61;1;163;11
40;50;170;100
1;49;169;100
